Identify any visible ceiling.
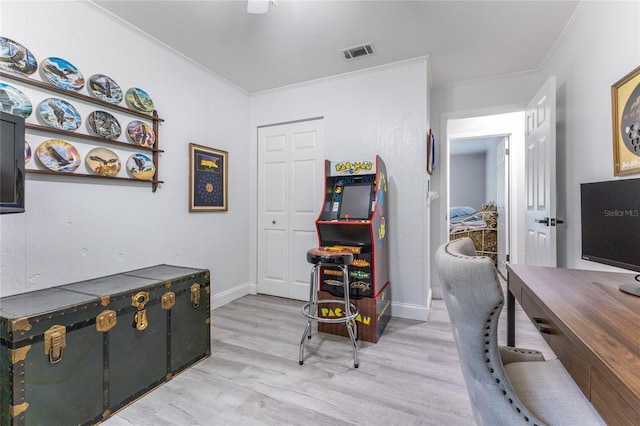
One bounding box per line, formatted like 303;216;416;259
91;0;580;94
450;136;502;155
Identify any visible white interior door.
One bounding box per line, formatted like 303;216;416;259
257;119;324;300
496;136;509;277
524;76;557;267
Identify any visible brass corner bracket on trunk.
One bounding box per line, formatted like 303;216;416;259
8;317;31;332
11;402;29;417
9;345;31;364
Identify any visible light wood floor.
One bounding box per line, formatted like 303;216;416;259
104;288;552;426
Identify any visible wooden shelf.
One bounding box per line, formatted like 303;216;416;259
26;168;164;191
25;122;163;153
1;70;164;192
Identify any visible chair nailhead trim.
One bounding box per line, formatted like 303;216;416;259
483;303;537;424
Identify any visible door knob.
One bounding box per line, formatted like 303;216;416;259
272;220;276;225
535;217;550;226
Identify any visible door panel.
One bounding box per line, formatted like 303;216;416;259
291;229;318;300
258;119;324;300
524;77;557;267
265;163;286;212
265;230;286;278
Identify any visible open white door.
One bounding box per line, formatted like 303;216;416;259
524;77;557;267
257;119;324;300
496;136;509;277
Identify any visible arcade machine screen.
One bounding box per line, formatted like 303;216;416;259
339;183;373;220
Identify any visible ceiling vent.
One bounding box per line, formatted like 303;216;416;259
340;43;375;61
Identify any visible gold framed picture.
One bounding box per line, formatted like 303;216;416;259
189;143;228;212
612;65;640;176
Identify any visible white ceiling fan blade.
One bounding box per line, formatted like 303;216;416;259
247;0;269;14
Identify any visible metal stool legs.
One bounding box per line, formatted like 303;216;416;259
299;262;359;368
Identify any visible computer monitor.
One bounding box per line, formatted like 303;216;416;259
581;178;640;295
0;112;25;214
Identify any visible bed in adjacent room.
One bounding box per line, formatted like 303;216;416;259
449;202;498;265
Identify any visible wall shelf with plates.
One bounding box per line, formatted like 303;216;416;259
0;70;164;192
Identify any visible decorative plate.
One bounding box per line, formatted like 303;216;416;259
126;153;155;180
36;139;81;172
38;98;81;131
0;82;32;118
0;36;37;75
86;147;121;177
41;57;85;91
126;120;155;147
88;74;123;104
88;110;121;139
620;81;640;156
25;141;32;164
125;87;154;114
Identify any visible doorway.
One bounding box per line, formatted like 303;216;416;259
446;111;525;277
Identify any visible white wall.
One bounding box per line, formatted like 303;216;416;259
450;153;486;209
249;59;430;320
541;0;640;271
0;1;252;306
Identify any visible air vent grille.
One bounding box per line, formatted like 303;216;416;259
340;43;375;61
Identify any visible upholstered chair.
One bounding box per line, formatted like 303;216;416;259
435;237;604;426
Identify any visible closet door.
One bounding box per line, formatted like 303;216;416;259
257;119;324;300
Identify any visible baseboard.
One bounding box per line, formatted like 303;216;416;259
211;282;251;310
211;282;434;322
391;287;432;321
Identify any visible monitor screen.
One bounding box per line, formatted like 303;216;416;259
339;183;373;220
581;178;640;272
0;112;25;214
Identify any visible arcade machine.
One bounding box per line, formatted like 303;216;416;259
315;155;391;343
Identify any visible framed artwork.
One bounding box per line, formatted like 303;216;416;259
426;129;435;175
612;65;640;176
189;143;228;212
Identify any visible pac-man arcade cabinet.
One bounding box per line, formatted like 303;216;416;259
315;155;391;342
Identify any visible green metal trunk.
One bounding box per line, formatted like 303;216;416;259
0;265;210;426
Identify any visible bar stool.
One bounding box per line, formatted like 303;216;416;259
299;246;359;368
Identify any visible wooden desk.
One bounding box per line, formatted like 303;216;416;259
507;265;640;425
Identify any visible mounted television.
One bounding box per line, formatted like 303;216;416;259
0;112;26;214
581;178;640;296
338;182;374;220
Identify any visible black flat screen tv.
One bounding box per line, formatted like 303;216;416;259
581;178;640;295
0;112;25;214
